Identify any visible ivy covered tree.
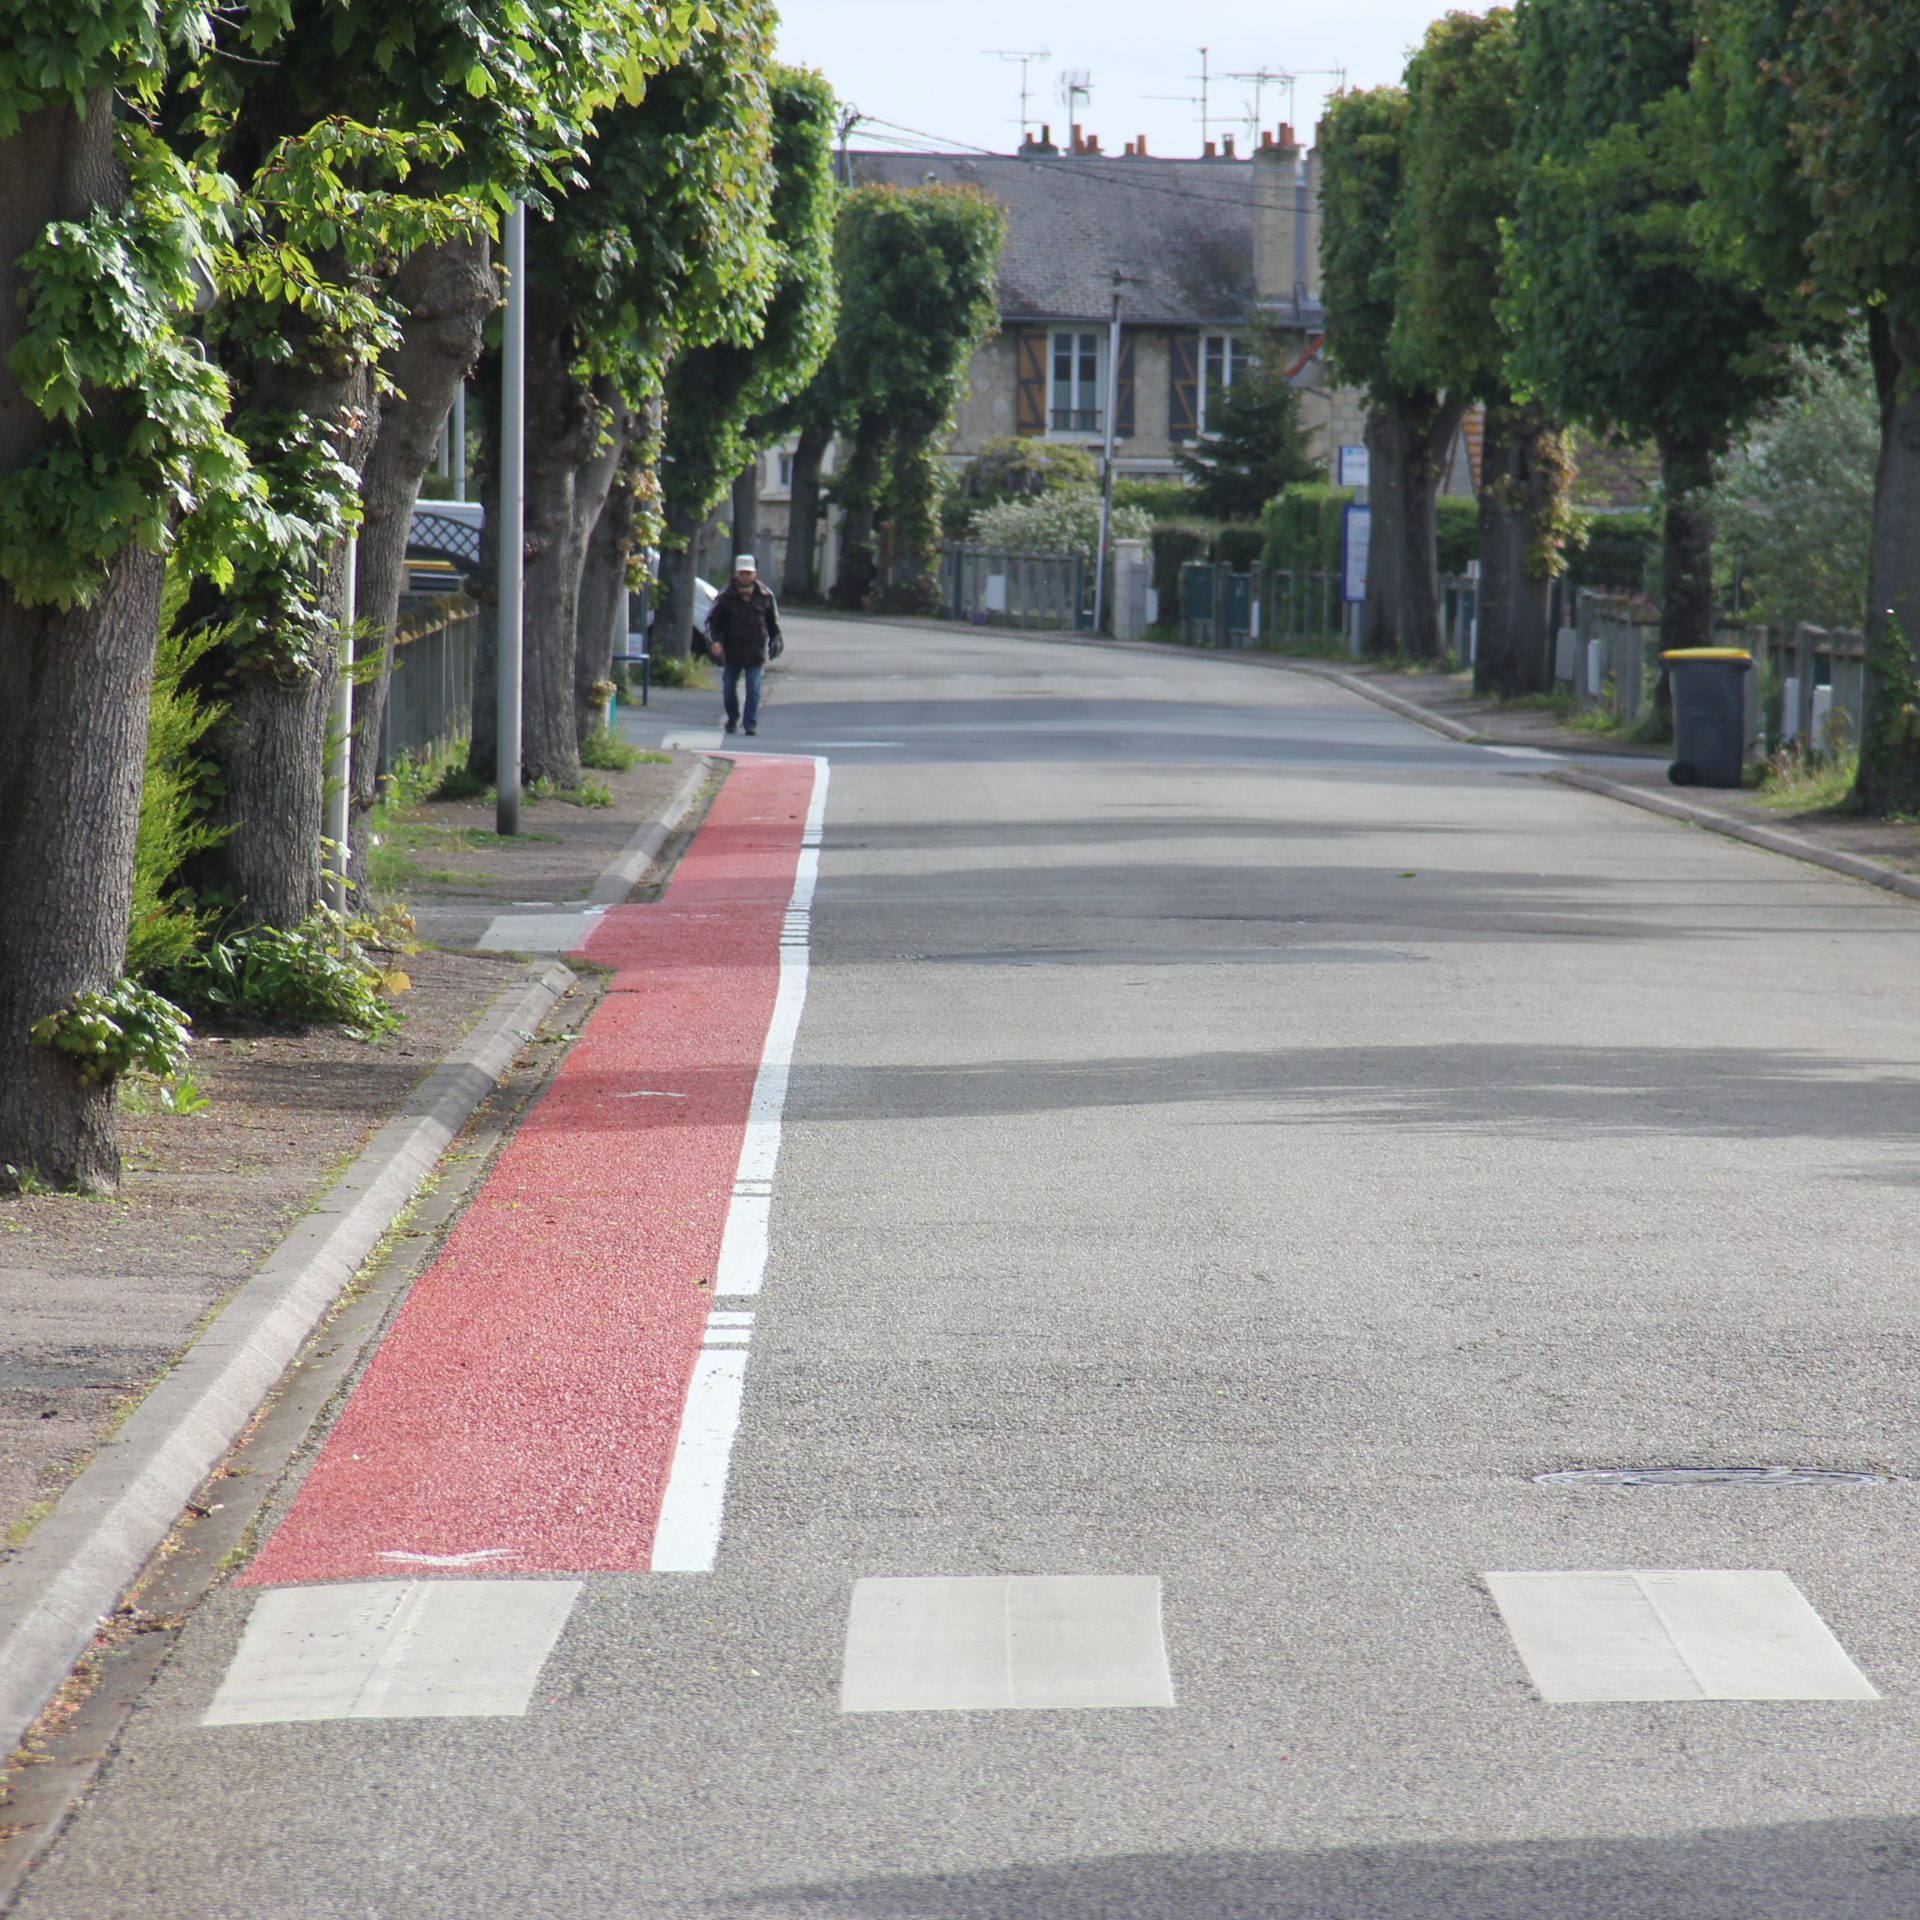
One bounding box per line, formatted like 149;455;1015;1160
1390;8;1573;696
0;0;254;1190
822;184;1004;614
1319;85;1464;661
1695;0;1920;810
653;60;839;662
1502;0;1791;680
1173;326;1318;521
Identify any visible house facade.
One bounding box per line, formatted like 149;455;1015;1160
748;124;1470;579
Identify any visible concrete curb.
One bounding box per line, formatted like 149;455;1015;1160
1554;768;1920;904
1275;661;1483;742
0;960;573;1761
588;758;707;907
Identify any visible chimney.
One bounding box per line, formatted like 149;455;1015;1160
1019;121;1058;156
1070;121;1083;154
1203;138;1217;158
1253;120;1306;312
1260;129;1274;151
1123;139;1135;157
1221;133;1237;159
1083;131;1102;154
1137;133;1149;155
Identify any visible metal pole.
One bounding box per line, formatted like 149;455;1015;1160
1093;286;1122;634
496;203;525;837
323;531;356;912
451;381;467;503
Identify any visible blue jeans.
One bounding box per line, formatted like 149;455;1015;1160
723;663;762;731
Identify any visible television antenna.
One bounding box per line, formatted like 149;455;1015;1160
1146;46;1214;147
1056;67;1094;123
1225;67;1297;139
986;47;1051;142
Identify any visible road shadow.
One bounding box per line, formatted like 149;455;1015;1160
717;1819;1920;1919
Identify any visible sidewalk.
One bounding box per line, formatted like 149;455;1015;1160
0;742;707;1761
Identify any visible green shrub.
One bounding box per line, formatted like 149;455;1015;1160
1150;523;1217;612
957;437;1098;512
127;615;228;978
1260;484;1355;576
1112;478;1198;521
1214;524;1265;571
1571;509;1657;591
579;728;641;771
1436;497;1479;576
646;648;713;690
160;908;403;1038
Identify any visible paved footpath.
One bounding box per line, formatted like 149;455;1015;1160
14;617;1920;1918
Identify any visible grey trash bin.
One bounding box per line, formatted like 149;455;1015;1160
1663;648;1752;789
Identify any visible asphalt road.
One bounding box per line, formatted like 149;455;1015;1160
18;616;1920;1918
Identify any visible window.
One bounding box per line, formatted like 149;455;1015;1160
777;451;795;490
1198;332;1245;434
1048;330;1104;433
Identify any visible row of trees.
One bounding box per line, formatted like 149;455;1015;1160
0;0;1007;1193
1318;0;1920;811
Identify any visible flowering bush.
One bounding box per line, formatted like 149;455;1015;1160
966;490;1153;557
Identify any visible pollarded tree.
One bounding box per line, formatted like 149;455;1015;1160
832;184;1004;614
1320;85;1464;662
0;0;255;1190
1389;8;1575;697
1502;0;1791;679
1695;0;1920;810
653;64;840;652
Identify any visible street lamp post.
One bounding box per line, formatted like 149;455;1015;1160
497;202;526;837
1093;283;1123;635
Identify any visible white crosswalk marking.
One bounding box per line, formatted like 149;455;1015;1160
1485;1570;1880;1703
203;1581;581;1725
841;1575;1175;1713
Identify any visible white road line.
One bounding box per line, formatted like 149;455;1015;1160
647;758;827;1575
648;1351;749;1573
1485;1570;1880;1703
1480;745;1565;761
203;1581;580;1725
841;1576;1176;1714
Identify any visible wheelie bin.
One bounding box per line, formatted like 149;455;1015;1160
1663;648;1752;788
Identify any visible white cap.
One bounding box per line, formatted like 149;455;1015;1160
733;554;756;572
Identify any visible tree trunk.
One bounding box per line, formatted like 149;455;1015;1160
0;94;163;1191
1362;390;1466;662
655;494;705;661
782;421;829;601
829;420;884;611
574;403;637;740
466;352;502;784
1475;401;1558;700
1853;311;1920;814
348;232;497;876
518;283;599;789
879;419;940;613
1654;429;1717;730
730;462;758;567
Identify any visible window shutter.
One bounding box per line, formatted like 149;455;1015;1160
1014;330;1048;436
1168;331;1199;442
1115;333;1136;438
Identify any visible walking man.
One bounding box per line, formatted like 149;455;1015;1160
705;554;782;737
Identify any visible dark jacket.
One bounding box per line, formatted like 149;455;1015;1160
706;581;781;667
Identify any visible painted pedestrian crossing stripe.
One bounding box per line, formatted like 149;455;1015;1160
839;1576;1175;1714
1485;1570;1879;1703
203;1581;580;1725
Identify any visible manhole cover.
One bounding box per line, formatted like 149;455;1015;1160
1534;1466;1904;1489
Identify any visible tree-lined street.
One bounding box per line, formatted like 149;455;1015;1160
15;621;1920;1917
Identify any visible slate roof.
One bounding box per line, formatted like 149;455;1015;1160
849;151;1256;328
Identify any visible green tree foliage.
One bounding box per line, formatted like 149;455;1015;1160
1695;0;1920;809
1502;0;1790;674
653;56;838;652
1173;330;1318;522
825;183;1005;613
1319;85;1464;660
958;437;1098;510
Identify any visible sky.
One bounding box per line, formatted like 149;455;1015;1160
773;1;1467;161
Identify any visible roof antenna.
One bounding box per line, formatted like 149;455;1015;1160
986;47;1051;145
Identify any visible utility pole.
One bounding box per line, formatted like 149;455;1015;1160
450;381;467;502
496;202;525;838
1093;281;1124;635
987;47;1050;143
323;532;355;912
836;105;860;187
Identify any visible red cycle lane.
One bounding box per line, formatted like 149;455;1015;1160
242;756;818;1585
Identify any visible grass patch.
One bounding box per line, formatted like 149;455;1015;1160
645;650;713;690
1752;746;1859;813
1500;690;1578;714
526;775;613;809
579;729;641;771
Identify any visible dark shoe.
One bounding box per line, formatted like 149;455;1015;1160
744;725;757;736
723;722;737;734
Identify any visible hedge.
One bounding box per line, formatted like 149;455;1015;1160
1260;484;1354;575
1113;478;1199;522
1150;523;1216;610
1570;509;1657;592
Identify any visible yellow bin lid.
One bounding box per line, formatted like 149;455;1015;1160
1661;647;1751;662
